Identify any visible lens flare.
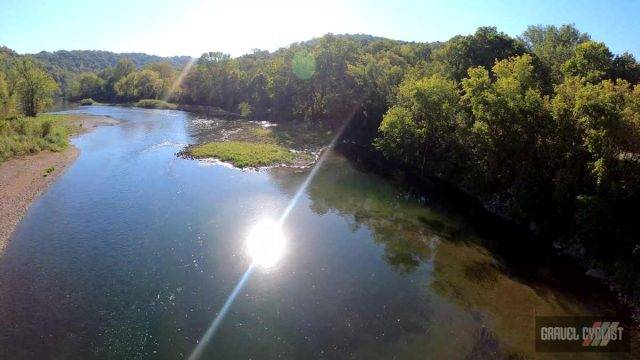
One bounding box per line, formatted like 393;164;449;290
246;220;286;268
162;56;197;102
187;103;360;360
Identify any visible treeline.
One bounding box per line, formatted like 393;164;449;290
179;34;433;121
0;46;191;109
33;50;191;73
33;50;190;97
68;59;178;102
67;34;434;118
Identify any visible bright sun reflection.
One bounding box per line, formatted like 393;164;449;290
188;104;359;360
246;220;286;268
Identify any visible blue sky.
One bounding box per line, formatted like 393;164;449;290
1;0;638;57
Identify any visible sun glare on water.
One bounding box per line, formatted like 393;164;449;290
246;220;286;268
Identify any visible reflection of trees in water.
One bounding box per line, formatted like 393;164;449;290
270;152;628;360
271;152;465;274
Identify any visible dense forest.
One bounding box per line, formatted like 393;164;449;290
0;47;191;98
1;25;639;301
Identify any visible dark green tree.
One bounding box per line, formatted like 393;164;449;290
520;24;590;83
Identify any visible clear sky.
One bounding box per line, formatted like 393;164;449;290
1;0;638;57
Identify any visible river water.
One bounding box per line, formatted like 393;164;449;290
0;106;633;359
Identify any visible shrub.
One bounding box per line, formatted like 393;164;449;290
0;115;69;163
80;98;97;105
238;101;252;117
134;99;177;110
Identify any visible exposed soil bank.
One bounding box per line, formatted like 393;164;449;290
0;115;118;254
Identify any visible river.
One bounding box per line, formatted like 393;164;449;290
0;106;633;359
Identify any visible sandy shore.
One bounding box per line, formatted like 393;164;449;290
0;114;118;254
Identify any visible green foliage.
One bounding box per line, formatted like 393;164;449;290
132;69;163;99
238;101;252;117
562;41;613;83
0;71;9;116
182;52;242;109
134;99;176;109
71;72;105;100
71;58;177;102
144;61;177;98
94;59;135;101
348;50;409;110
611;52;640;84
188;141;294;168
114;69;163;101
0;115;69;162
376;46;640;298
520;24;590;83
431;27;527;81
552;78;640;185
377;74;462;177
80;98;97;105
14;58;58;116
33;50;190;73
31;51;184;98
113;71;136;100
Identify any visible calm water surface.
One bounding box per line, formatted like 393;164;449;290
0;106;632;359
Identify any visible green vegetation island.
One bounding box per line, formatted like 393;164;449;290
1;24;640;307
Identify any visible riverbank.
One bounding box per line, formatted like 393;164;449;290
0;114;118;254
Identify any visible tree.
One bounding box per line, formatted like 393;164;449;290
461;54;554;220
299;35;361;119
431;27;527;81
14;58;57;116
551;78;640;273
133;69;163;100
113;58;136;80
552;78;640;185
182;52;242;109
612;52;640;84
349;50;408;110
247;72;270;118
520;24;590;83
562;41;613;83
376;74;463;177
114;72;137;101
113;69;163;101
144;61;175;80
144;61;176;98
101;59;136;100
71;72;105;100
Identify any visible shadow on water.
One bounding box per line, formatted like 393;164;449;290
270;152;636;359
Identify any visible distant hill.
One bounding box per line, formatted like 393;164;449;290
300;33;389;47
31;50;192;73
